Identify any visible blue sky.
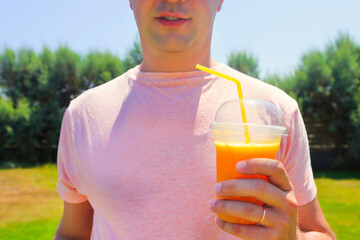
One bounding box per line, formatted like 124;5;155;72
1;0;359;78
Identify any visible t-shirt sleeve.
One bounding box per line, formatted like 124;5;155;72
282;104;317;206
57;108;88;203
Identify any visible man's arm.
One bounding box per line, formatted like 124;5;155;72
54;201;94;240
297;197;336;239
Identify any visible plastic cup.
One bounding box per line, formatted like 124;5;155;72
211;99;287;224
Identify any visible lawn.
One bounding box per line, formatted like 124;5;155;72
0;165;63;240
314;171;360;239
0;165;359;239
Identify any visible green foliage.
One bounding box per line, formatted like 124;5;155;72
227;52;259;78
266;33;360;167
81;51;124;89
265;74;299;105
0;48;16;105
349;101;360;160
49;46;81;108
123;37;143;71
0;96;34;163
0;45;132;165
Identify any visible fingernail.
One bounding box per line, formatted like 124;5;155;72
214;183;221;194
209;199;216;210
236;161;247;170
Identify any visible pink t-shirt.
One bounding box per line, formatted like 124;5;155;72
57;62;316;240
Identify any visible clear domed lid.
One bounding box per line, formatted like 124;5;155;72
211;99;287;135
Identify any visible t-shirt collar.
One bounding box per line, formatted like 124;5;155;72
130;62;226;87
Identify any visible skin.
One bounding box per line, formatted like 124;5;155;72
54;201;93;240
129;0;223;72
54;1;336;239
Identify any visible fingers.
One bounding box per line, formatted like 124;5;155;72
215;217;273;240
209;199;276;227
215;178;287;209
236;159;293;192
211;159;299;239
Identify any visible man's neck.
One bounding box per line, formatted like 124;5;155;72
140;45;216;72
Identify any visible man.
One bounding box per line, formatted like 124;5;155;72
54;0;335;239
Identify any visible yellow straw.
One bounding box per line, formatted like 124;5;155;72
196;64;250;143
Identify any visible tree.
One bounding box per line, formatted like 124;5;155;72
0;48;17;106
81;51;124;90
265;74;299;104
0;46;127;165
0;96;36;165
291;33;360;166
227;52;259;78
263;33;360;167
325;34;360;162
123;37;143;71
49;46;81;108
349;102;360;160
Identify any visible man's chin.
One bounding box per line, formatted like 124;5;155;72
151;35;194;53
159;46;190;53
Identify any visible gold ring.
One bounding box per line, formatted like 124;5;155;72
257;207;266;224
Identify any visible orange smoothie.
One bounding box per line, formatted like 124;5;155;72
215;141;280;224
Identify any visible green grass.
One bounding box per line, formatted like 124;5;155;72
0;164;63;240
0;219;60;240
0;166;359;239
314;171;360;239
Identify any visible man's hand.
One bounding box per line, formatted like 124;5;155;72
209;158;300;240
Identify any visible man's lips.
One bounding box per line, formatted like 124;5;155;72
157;12;190;19
155;13;191;27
